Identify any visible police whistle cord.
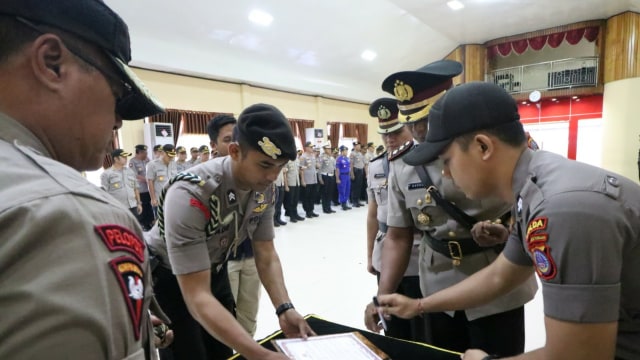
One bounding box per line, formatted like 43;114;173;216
158;172;220;241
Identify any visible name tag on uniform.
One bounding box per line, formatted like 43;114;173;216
374;174;385;179
408;183;426;190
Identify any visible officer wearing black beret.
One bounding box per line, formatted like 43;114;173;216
146;103;313;360
381;59;462;143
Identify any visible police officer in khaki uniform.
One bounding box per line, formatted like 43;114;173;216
0;0;168;358
366;61;537;358
146;144;178;218
146;104;314;360
284;154;305;222
175;146;189;172
380;82;640;360
365;98;426;342
102;149;142;216
300;141;319;218
318;143;337;214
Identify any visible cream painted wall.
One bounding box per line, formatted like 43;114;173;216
601;77;640;182
119;68;378;151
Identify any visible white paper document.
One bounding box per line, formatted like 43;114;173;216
273;332;388;360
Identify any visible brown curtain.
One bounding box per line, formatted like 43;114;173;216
355;123;368;146
327;122;341;149
149;110;183;144
288;118;314;145
102;129;120;169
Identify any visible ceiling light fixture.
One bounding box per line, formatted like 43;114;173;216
248;9;273;26
447;0;465;10
361;50;377;61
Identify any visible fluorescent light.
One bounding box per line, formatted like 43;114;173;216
361;50;377;61
248;9;273;26
447;0;465;10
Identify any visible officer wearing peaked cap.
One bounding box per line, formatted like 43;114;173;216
363;98;426;342
0;0;168;358
388;82;640;360
146;103;314;360
367;62;537;358
381;59;462;144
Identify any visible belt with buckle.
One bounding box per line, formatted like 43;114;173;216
423;232;504;266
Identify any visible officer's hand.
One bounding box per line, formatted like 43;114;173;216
278;310;316;339
151;314;174;349
460;349;489;360
364;302;383;332
376;293;421;319
151;198;158;207
137;204;143;215
471;221;509;247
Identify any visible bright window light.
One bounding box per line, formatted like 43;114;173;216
447;0;465;10
248;9;273;26
361;50;377;61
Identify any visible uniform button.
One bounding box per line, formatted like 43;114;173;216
448;231;456;238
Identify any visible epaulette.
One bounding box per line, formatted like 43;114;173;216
370;151;387;162
388;140;414;161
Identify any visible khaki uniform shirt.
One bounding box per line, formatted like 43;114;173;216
102;167;139;208
285;159;300;187
146;159;177;200
299;152;318;185
367;152;419;276
0;113;155;359
387;158;537;320
350;151;365;169
145;157;276;275
318;153;336;176
129;157;150;193
504;149;640;359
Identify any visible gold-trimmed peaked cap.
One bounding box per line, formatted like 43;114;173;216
369;97;403;134
236;104;297;161
381;60;463;124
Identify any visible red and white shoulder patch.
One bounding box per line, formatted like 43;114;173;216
109;256;145;340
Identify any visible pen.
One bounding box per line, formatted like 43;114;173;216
372;296;388;332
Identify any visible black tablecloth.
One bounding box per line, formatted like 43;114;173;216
229;314;460;360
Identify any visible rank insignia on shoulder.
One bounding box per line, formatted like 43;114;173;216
388;140;414;161
109;257;145;340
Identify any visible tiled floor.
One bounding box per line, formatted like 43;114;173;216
252;203;546;352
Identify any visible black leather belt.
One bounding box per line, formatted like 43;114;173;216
423;232;504;265
378;222;388;233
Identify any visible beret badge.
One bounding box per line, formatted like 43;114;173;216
258;137;282;159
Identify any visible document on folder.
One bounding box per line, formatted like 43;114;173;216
272;332;390;360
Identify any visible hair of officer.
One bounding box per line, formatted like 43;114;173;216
455;121;527;151
0;15;95;73
207;114;237;144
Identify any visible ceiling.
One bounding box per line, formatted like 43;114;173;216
106;0;640;104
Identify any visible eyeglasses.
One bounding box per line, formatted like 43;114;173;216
15;17;133;113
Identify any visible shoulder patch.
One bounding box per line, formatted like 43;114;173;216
108;256;145;340
526;217;547;238
95;224;145;262
388;140;415;161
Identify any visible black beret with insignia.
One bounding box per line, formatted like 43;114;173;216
369;97;403;134
236;104;297;161
381;60;462;124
